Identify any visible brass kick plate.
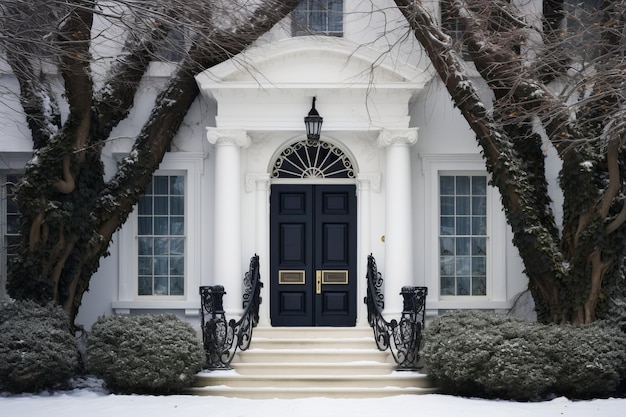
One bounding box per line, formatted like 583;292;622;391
278;270;305;285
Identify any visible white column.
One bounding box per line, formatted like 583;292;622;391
378;129;418;316
207;128;250;315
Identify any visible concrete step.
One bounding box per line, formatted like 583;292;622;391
232;361;396;375
190;325;436;398
193;370;434;389
187;385;439;399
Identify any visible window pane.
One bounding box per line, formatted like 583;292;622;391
472;256;486;275
472;237;487;255
456;257;470;275
456;176;470;194
440;256;455;275
154;217;169;235
138;276;152;295
440;196;454;215
472;176;486;195
440;217;454;235
440;176;454;195
170;196;184;215
170;256;184;275
138;257;153;275
456;196;470;215
472;196;486;215
154;257;168;275
170;277;184;296
170;217;184;235
170;176;184;195
472;216;487;235
440;237;454;256
154;196;168;215
457;277;470;295
138;237;153;255
154;277;168;295
138;217;152;235
472;276;487;296
456;237;470;256
138;196;152;215
7;214;19;234
456;216;470;235
154;238;169;255
170;238;184;256
441;277;455;295
154;176;169;194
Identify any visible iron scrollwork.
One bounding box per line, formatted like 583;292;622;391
364;254;428;370
199;254;262;369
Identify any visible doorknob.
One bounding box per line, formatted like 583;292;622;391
316;270;322;294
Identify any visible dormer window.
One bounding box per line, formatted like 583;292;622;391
292;0;343;37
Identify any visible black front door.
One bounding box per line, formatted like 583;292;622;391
270;184;357;326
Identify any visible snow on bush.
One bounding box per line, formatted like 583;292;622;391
87;314;204;394
0;299;79;393
423;310;626;400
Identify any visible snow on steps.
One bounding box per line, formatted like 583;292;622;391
187;327;438;399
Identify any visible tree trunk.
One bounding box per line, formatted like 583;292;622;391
7;0;302;326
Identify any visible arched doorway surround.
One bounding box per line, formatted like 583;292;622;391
269;139;358;326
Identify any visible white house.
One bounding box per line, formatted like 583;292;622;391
0;0;544;334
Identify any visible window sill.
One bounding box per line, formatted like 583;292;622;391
112;300;199;317
427;300;511;310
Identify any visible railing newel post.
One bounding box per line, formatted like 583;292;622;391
199;254;262;370
364;254;428;370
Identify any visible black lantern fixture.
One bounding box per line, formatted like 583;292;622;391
304;97;323;140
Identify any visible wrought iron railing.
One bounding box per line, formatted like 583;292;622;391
199;254;262;369
364;254;428;370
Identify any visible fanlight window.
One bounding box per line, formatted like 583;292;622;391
272;140;354;179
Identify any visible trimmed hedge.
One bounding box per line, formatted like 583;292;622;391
0;300;79;393
423;310;626;400
87;314;204;394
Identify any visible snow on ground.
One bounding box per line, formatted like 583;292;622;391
1;380;625;417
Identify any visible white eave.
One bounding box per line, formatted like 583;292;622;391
195;37;432;131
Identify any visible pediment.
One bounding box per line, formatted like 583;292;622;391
196;37;428;88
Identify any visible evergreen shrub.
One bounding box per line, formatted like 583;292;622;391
87;314;204;394
423;310;626;400
0;299;79;393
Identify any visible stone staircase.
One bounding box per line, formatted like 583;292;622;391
187;326;437;398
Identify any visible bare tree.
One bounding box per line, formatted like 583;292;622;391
394;0;625;323
1;0;301;325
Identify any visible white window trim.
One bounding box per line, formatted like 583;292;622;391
0;153;31;300
422;154;508;309
113;152;203;315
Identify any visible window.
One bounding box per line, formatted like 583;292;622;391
137;174;185;296
155;29;186;62
439;175;487;296
113;152;203;313
292;0;343;37
440;0;468;58
1;173;22;298
422;155;507;307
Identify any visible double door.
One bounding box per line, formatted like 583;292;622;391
270;184;357;326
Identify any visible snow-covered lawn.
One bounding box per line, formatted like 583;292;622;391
1;379;624;417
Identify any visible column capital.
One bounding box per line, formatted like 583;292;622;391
207;128;251;148
245;173;271;193
356;173;382;193
377;128;418;147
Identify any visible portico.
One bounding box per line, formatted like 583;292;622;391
195;36;430;325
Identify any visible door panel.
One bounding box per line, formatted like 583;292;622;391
271;184;356;326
